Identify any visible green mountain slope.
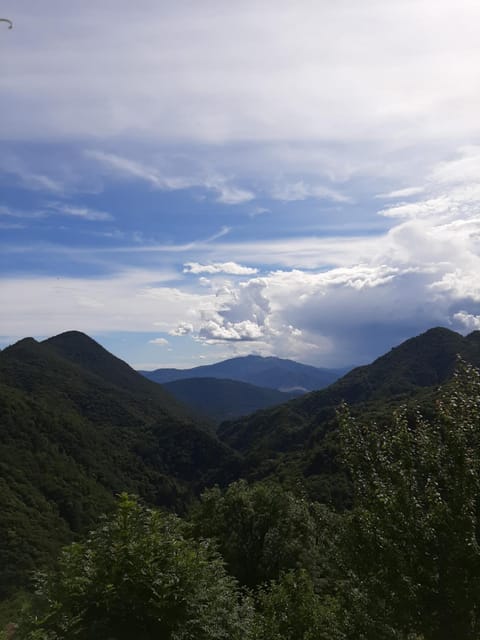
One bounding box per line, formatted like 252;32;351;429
164;377;300;424
44;331;187;415
0;332;239;597
218;328;480;504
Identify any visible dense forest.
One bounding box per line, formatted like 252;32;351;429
2;328;480;638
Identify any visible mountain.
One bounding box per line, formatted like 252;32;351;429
218;327;480;504
141;355;348;392
0;331;239;596
163;377;300;424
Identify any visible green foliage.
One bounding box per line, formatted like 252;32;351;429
253;570;344;640
339;360;480;639
19;495;253;640
218;327;480;507
191;479;336;589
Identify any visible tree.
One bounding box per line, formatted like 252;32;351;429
19;494;253;640
253;569;344;640
339;361;480;640
191;480;335;589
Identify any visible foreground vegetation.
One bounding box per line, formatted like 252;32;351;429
2;361;480;639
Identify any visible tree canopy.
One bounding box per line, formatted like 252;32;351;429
339;360;480;639
20;494;253;640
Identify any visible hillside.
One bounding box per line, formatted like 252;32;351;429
141;354;347;392
0;332;239;596
218;327;480;503
164;377;300;423
2;326;478;594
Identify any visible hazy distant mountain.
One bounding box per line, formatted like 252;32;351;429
164;377;301;424
141;355;348;392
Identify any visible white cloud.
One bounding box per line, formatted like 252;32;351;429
0;153;67;193
271;181;352;203
184;262;258;275
198;319;265;342
149;337;169;347
0;203;113;222
4;149;480;366
376;187;425;199
168;322;195;337
47;202;114;221
0;205;44;220
0;270;214;338
430;147;480;185
88;150;254;204
3;1;480;152
1;1;479;207
453;311;480;331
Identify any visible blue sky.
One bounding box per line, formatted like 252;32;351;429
2;1;480;369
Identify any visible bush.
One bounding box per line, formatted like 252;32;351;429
19;494;253;640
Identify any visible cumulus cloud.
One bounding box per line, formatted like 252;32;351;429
453;311;480;331
180;148;480;363
184;262;258;275
3;148;480;366
198;319;265;342
168;322;195;337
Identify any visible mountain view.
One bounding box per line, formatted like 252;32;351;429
141;356;348;422
2;2;480;638
141;355;347;391
2;326;480;637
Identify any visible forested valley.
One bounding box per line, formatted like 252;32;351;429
2;328;480;639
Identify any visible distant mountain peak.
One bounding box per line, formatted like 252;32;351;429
141;354;347;392
218;325;478;457
44;330;105;350
5;337;37;348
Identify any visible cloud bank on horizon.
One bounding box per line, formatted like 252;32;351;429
1;0;480;368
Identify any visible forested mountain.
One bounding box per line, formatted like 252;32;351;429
11;349;480;640
0;332;239;597
218;327;480;503
3;326;480;638
141;354;347;392
163;377;300;424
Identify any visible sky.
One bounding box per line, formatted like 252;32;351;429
1;0;480;369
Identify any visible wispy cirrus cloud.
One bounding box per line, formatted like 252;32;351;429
184;261;258;275
271;181;353;203
376;186;425;199
0;205;44;220
0;203;113;222
87;150;254;204
47;202;114;221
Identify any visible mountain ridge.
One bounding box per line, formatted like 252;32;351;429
141;354;348;392
0;331;239;596
163;377;300;424
217;327;480;504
